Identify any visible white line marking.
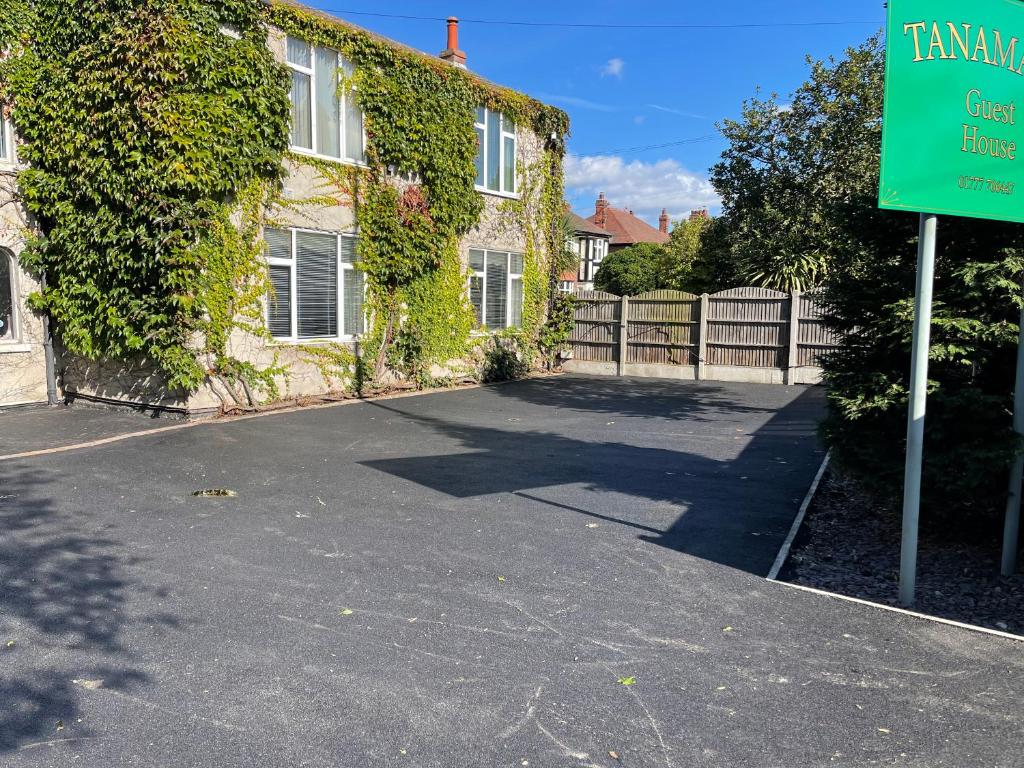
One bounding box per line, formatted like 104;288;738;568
766;451;830;580
765;449;1024;643
768;579;1024;643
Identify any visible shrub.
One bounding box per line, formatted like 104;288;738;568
594;243;665;296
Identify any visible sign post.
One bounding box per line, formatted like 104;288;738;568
1002;304;1024;577
898;213;937;606
880;0;1024;604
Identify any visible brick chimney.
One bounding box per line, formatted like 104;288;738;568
594;192;609;228
689;207;710;220
659;208;669;234
439;17;467;68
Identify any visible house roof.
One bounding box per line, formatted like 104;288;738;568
266;0;550;108
568;211;611;238
587;207;670;246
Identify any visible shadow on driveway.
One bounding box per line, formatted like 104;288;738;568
0;468;179;751
361;376;825;574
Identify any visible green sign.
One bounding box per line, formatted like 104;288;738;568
879;0;1024;223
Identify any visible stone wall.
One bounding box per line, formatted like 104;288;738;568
0;153;48;409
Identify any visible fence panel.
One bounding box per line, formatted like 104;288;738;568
565;287;837;384
626;290;700;366
795;291;841;369
706;288;790;369
570;290;620;363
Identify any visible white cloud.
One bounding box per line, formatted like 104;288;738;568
565;154;719;225
534;92;617;113
600;57;625;79
647;103;711;120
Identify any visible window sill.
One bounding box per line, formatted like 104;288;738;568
0;342;32;354
475;186;521;201
469;328;520;337
268;337;361;347
287;147;368;169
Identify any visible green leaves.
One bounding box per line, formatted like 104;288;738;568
594;244;666;297
5;0;290;391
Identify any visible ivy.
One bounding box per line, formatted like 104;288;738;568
1;0;569;404
267;2;569;383
1;0;291;396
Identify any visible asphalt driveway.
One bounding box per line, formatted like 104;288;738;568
1;375;1020;767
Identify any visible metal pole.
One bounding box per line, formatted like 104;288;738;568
899;212;937;607
1001;299;1024;576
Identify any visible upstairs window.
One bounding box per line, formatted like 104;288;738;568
474;108;516;195
286;36;365;164
469;249;523;329
265;228;365;341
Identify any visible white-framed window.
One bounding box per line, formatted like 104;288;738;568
558;281;575;294
285;36;365;164
0;248;16;342
264;228;365;341
474;107;516;196
468;249;523;329
0;119;11;164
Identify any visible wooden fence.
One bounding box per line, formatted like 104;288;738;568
565;288;840;385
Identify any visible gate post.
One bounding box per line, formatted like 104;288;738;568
697;293;709;381
786;291;801;385
617;295;629;377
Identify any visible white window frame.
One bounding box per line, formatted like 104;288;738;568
474;108;518;198
285;36;367;165
468;248;524;331
0;119;14;165
265;227;365;343
0;248;18;344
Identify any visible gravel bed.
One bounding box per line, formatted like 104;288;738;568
781;469;1024;636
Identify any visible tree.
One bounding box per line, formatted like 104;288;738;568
594;243;665;296
658;214;707;289
658;213;742;294
711;35;887;291
684;215;742;295
713;33;1024;521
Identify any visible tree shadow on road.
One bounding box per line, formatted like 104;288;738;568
0;466;180;753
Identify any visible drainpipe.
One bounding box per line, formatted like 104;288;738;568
40;269;59;406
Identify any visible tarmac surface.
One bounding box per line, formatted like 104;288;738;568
1;375;1020;767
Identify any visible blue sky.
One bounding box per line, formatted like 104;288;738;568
301;1;886;225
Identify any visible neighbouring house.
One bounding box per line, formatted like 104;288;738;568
586;193;671;253
0;2;568;414
568;211;612;292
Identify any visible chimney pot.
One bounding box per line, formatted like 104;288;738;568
440;17;467;68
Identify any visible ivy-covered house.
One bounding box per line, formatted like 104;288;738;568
0;0;569;414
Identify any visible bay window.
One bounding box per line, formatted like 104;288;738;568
265;228;365;341
469;249;523;329
474;108;516;195
286;36;365;164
